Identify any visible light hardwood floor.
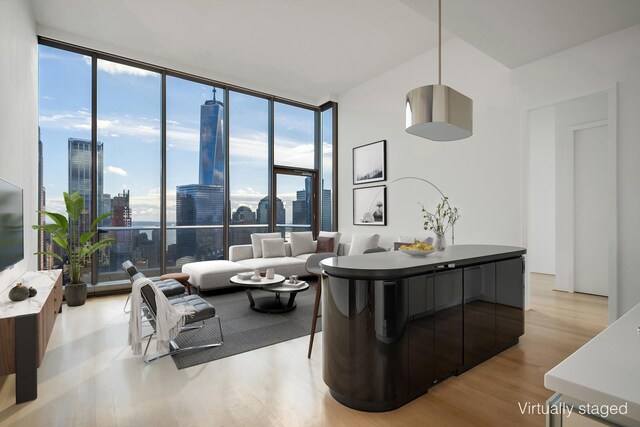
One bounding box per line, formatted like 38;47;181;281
0;274;607;427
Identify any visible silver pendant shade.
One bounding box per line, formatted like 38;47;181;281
405;0;473;141
405;84;472;141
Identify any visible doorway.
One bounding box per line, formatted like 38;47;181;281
272;167;318;240
525;87;617;321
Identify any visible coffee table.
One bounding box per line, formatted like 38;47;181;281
230;274;309;313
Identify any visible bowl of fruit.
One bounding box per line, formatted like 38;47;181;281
399;241;436;257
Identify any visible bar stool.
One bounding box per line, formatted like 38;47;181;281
305;252;335;359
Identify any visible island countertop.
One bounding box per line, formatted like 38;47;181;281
320;244;526;280
544;301;640;422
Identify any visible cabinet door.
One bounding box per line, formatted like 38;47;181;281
463;263;496;368
434;269;463;381
495;257;525;349
407;274;434;395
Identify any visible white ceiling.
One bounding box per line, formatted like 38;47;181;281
31;0;640;103
399;0;640;68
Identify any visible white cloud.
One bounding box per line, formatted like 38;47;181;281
106;166;128;176
83;56;157;77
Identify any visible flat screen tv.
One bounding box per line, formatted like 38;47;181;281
0;177;24;272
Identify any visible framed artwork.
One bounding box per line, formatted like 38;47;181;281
353;185;387;226
353;140;386;185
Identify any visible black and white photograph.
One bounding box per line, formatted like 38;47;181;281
353;140;386;185
353;185;387;226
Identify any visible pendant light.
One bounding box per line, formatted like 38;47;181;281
405;0;473;141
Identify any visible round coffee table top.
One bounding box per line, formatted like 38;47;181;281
160;272;190;283
230;274;285;288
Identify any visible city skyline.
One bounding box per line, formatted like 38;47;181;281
39;45;326;225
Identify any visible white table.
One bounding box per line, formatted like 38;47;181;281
544;302;640;426
230;274;309;313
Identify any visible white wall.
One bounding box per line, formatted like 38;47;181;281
513;25;640;318
527;106;556;275
338;37;525;251
338;24;640;319
0;0;38;290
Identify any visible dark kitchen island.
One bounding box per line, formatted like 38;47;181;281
320;245;526;412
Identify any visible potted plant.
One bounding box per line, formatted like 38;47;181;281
421;196;460;251
33;192;115;306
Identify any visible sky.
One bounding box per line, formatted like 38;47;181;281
38;45;333;226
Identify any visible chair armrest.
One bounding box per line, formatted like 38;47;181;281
337;243;350;256
229;244;254;261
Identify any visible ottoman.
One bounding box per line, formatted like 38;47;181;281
181;260;250;291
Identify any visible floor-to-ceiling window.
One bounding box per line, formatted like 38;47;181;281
38;45;93;281
38;39;337;286
228;91;270;246
96;58;162;282
320;104;336;232
166;76;226;272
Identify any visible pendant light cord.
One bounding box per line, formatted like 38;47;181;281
438;0;442;85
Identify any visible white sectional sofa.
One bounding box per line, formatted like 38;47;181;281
182;240;349;291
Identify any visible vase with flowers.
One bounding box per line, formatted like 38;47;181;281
421;197;460;251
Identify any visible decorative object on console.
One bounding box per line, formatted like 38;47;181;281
32;191;115;306
353;140;386;185
28;286;37;297
348;233;381;255
405;0;473;141
421;196;460;251
8;282;29;301
354;186;387;225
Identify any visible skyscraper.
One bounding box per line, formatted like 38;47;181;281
199;88;225;187
292;177;312;225
321;188;332;231
68;138;103;232
176;89;226;261
257;196;285;225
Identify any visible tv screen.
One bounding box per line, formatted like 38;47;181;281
0;177;24;272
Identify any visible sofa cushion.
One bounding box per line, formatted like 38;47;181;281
290;231;315;257
349;233;381;255
319;231;341;254
316;236;335;253
262;238;286;258
251;232;281;258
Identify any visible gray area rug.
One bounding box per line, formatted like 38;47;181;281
171;280;320;369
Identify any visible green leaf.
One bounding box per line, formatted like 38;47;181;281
64;192;85;223
37;210;68;230
51;235;68;250
82;238;115;257
90;212;112;230
33;251;64;262
79;231;96;245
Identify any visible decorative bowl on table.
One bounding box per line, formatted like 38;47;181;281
399;241;436;257
400;248;436;257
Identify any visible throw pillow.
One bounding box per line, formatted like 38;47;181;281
318;231;341;255
316;236;335;253
290;231;315;257
251;232;281;258
348;233;380;255
261;238;286;258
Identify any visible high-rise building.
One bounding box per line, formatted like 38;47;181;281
175;184;224;260
321;188;332;231
257;196;285;225
111;189;131;227
199;88;225;187
231;206;256;224
292;177;312;225
68;138;103;232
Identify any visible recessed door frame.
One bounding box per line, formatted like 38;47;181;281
272;166;319;236
521;85;618;323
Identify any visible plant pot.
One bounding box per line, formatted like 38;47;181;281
65;282;87;306
435;233;446;251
